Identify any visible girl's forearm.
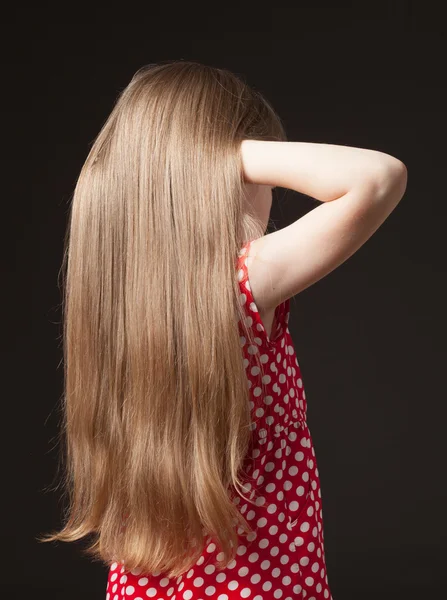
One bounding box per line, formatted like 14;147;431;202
240;140;406;202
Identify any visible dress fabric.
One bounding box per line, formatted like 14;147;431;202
105;240;333;600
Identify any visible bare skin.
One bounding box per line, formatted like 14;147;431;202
244;183;274;234
240;140;407;313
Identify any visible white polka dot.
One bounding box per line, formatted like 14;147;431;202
125;586;135;595
111;573;118;582
146;589;157;598
193;577;204;587
297;486;305;496
205;586;216;596
262;581;272;591
238;567;249;577
311;561;319;573
217;595;229;600
183;592;192;600
240;588;252;598
257;517;267;527
259;538;269;549
299;556;310;566
260;560;271;570
250;574;261;584
248;553;259;562
110;562;118;571
288;500;299;511
228;580;239;590
294;536;304;546
305;577;314;586
300;521;310;532
271;567;281;577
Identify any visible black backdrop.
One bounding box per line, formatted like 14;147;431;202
19;10;446;600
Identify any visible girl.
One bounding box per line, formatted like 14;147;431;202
40;61;407;600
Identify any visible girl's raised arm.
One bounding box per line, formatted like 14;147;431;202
240;140;407;309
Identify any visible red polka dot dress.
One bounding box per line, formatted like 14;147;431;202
105;240;334;600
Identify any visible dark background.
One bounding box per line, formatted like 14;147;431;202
19;9;446;600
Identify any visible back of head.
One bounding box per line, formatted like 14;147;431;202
40;60;287;578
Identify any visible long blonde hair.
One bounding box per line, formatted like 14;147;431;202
39;60;287;578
